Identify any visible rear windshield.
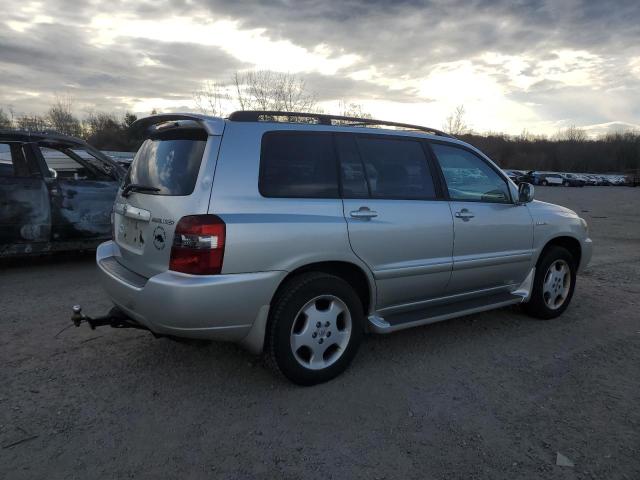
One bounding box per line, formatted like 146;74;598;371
125;129;207;196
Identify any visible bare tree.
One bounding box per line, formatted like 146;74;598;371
443;104;469;135
16;114;49;132
0;107;11;129
193;81;229;117
233;70;316;112
122;112;138;130
47;95;82;136
338;100;373;119
555;125;588;142
84;111;121;135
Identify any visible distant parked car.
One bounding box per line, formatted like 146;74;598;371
537;173;564;186
519;171;540;185
579;174;597;186
113;157;133;169
560;173;585;187
599;175;614;186
612;175;630;186
503;169;525;184
103;151;135;169
519;171;563;186
574;174;593;186
0;130;125;256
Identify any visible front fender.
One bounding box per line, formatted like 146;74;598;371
527;201;592;271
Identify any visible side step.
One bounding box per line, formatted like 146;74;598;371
368;292;523;334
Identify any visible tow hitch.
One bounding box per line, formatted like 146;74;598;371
71;305;150;332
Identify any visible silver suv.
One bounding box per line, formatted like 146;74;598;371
90;111;592;385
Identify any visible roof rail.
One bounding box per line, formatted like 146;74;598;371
227;110;454;138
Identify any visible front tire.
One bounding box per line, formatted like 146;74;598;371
541;180;548;186
524;246;577;319
265;272;364;385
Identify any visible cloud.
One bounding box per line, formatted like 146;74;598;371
0;0;639;134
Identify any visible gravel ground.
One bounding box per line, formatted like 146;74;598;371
1;186;639;479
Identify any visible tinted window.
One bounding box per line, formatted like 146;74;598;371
431;143;510;203
260;132;338;198
126;130;207;196
354;136;435;199
335;135;369;197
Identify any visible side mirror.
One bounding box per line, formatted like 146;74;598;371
518;182;534;203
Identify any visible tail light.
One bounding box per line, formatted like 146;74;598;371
169;215;226;275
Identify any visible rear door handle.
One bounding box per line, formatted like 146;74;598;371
454;209;474;221
350;207;378;219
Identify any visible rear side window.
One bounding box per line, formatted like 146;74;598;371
40;147;113;181
260;132;338;198
126;129;207;196
335;135;369;197
346;136;436;199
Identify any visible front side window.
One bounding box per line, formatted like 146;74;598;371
431;143;511;203
348;136;436;199
260;132;338;198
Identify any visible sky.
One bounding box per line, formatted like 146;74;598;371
1;0;639;136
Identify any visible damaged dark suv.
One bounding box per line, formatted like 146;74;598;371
0;131;125;256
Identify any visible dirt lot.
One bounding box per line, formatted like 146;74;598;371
1;186;639;479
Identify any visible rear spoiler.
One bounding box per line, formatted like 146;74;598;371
131;113;225;136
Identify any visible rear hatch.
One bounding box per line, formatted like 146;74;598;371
113;117;223;278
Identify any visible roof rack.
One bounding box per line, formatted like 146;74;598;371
227;111;454;138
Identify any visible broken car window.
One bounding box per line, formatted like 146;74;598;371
40;147;112;181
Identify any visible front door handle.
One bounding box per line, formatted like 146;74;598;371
350;207;378;219
454;209;474;221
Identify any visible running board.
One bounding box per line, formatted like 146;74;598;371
368;291;524;334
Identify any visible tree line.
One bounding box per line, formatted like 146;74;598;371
1;71;638;173
0;96;141;152
458;130;640;174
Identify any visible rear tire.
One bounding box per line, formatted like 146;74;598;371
265;272;364;385
524;246;577;320
541;180;548;186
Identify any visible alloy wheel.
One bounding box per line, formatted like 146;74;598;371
542;259;571;310
289;295;352;370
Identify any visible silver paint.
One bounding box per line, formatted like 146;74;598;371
96;113;593;354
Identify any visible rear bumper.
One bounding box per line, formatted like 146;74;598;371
96;241;285;343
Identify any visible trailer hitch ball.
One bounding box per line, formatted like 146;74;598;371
71;305;85;327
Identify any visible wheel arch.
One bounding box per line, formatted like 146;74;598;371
239;260;376;355
271;261;374;316
538;235;582;268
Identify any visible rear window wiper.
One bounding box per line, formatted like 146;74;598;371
121;183;161;197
